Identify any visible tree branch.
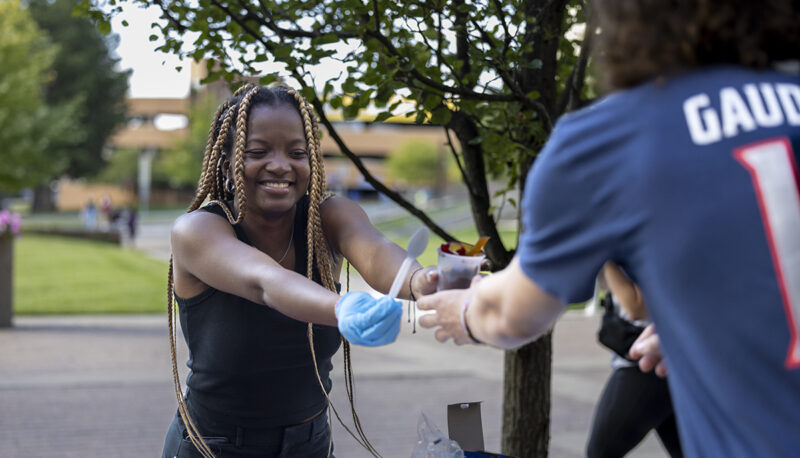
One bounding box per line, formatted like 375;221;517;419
467;17;554;131
152;0;189;34
490;0;513;54
209;0;276;52
212;0;541;112
371;0;380;30
556;13;594;116
362;27;542;107
302;90;457;242
444;126;475;197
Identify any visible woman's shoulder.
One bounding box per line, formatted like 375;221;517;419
320;195;365;215
320;195;371;228
171;205;234;241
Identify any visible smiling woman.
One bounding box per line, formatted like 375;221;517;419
161;84;439;458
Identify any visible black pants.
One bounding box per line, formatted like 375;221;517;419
587;367;683;458
162;409;333;458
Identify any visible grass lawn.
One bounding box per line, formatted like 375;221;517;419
13;235;168;314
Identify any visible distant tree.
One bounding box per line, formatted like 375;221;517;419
89;1;594;456
96;147;140;186
0;0;76;196
28;0;129;211
154;92;222;189
385;138;457;195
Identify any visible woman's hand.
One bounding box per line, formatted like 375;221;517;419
628;323;668;377
411;266;439;299
335;292;403;346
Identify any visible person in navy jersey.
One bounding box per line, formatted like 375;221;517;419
418;1;800;456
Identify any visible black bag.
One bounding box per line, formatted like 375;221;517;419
597;293;645;361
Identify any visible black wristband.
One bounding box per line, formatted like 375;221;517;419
408;267;423;301
460;300;483;344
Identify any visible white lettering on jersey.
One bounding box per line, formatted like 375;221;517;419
684;82;800;145
720;87;757;137
776;83;800;125
744;84;784;127
684;94;722;145
735;137;800;369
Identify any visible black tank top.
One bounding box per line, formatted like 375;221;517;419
176;196;342;427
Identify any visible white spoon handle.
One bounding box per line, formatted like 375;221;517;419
388;257;413;299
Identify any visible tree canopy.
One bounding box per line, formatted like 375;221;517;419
28;0;130;180
0;0;76;193
88;0;592;270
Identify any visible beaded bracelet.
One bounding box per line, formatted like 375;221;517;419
408;267;424;301
460;299;483;344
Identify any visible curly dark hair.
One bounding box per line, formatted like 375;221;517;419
593;0;800;90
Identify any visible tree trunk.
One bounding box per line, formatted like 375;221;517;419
32;184;57;213
496;2;568;455
447;112;511;269
502;332;552;457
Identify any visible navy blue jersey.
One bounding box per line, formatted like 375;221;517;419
519;66;800;456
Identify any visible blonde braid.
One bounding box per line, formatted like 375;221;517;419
166;84;257;458
198;83;258;220
167;258;215;458
188;100;230;211
198;109;237;222
227;85;260;225
293;94;335;288
288;89;382;456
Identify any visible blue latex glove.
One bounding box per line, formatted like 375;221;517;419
336;292;403;347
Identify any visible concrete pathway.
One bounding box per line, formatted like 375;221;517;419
0;309;665;457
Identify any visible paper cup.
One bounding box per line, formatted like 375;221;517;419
436;247;484;291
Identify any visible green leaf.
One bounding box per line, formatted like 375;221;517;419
314;33;339;45
273;44;292;59
374;111;393;123
343;102;360;119
97;19;111;35
429;108;452;126
342;77;357;94
301;86;316;101
422;94;440;111
259;74;278;85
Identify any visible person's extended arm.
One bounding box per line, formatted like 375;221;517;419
321;196;437;299
171;211;340;326
418;256;564;349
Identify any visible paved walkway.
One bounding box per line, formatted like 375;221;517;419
0;310;664;457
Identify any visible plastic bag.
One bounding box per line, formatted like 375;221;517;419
411;412;464;458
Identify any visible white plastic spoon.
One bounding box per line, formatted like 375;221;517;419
387;226;430;299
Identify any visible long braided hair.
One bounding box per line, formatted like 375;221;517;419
167;84;380;457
